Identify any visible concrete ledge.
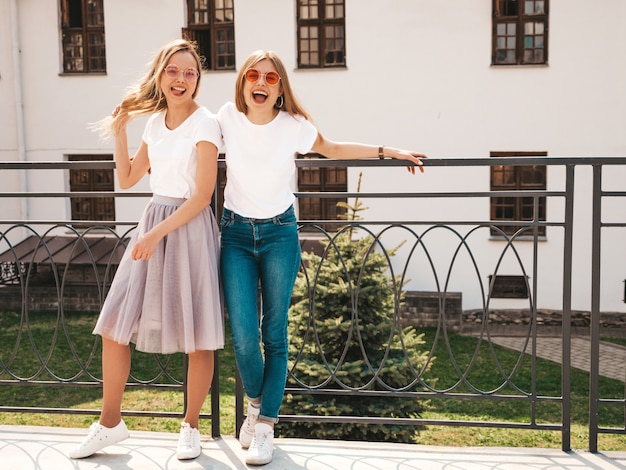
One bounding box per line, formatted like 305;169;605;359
2;425;626;470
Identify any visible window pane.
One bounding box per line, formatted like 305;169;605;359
299;0;319;19
493;197;516;219
87;32;106;71
324;25;345;65
325;0;344;19
216;28;235;69
522;21;545;64
86;0;104;26
525;1;534;14
66;0;83;27
525;0;545;14
492;166;516;187
225;4;234;20
520;197;536;220
189;29;211;68
214;0;234;23
63;32;84;72
524;35;534;49
299;26;320;66
536;1;545;14
495;0;518;17
191;0;210;24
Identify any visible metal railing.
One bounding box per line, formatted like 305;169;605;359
0;157;625;451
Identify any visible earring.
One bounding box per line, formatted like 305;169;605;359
276;95;284;109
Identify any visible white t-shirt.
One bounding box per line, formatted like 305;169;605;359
142;106;222;199
217;102;318;219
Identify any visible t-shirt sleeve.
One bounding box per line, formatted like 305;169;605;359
194;108;223;149
142;113;158;144
296;117;318;155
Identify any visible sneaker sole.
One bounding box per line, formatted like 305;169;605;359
177;449;201;460
69;430;129;459
246;456;273;465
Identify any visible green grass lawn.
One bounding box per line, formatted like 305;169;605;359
1;310;625;451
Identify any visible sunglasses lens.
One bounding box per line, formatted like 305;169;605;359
185;69;198;80
266;72;280;85
245;69;260;82
165;66;178;78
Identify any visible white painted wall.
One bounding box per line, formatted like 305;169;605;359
1;0;624;313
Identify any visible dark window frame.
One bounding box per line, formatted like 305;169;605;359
492;0;549;65
68;155;115;227
489;274;530;298
60;0;106;73
297;0;346;69
490;151;547;237
183;0;235;71
297;154;347;232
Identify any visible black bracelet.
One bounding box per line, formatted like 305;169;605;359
378;145;384;159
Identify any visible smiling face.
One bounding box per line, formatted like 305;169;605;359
160;50;199;104
242;59;283;114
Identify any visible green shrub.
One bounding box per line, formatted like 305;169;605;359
279;176;431;443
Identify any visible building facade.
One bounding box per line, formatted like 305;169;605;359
1;0;625;313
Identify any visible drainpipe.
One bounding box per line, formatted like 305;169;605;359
10;0;29;222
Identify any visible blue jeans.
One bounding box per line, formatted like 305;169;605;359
220;206;301;423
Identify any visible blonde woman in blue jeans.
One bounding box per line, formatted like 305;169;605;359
217;50;426;466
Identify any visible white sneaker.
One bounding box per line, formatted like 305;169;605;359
245;422;274;466
69;420;129;459
176;421;201;460
239;402;260;449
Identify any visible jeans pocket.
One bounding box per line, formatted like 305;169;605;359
274;207;297;226
220;214;234;228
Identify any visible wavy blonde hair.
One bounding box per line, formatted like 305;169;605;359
235;50;310;121
95;39;204;138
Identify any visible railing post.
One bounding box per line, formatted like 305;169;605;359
561;164;575;452
588;164;603;453
211;350;221;437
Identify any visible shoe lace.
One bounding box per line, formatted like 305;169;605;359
244;414;258;433
254;431;272;454
83;423;101;443
179;425;194;448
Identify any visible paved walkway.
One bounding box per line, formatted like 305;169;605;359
486;335;626;382
2;335;626;469
2;424;626;470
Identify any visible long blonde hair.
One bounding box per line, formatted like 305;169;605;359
96;39;204;137
235;50;310;120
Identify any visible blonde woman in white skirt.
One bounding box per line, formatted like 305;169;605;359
69;39;224;461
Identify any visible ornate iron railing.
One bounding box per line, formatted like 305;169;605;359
0;157;624;451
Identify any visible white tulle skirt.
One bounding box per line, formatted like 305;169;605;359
93;195;224;354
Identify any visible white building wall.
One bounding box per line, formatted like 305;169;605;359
0;0;624;312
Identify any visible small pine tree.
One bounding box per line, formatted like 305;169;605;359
279;173;432;443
